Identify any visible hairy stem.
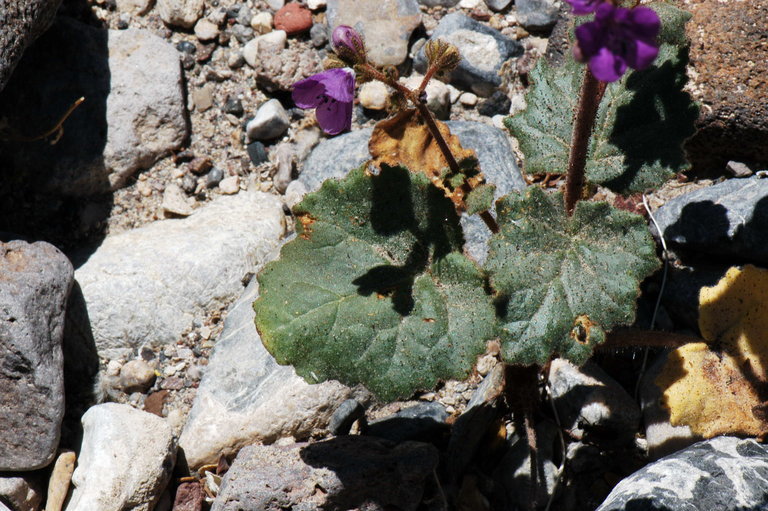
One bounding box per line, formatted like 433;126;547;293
362;63;500;234
564;69;606;215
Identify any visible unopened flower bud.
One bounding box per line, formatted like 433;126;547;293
424;39;461;73
332;25;366;64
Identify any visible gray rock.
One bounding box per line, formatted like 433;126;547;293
419;0;460;6
70;192;286;356
365;402;449;443
516;0;559;31
415;13;523;97
247;99;290;141
211;437;439;511
300;122;526;263
653;176;768;263
328;399;366;436
272;142;296;193
0;475;44;511
0;0;60;93
548;358;641;446
326;0;421;67
0;18;188;196
178;277;353;470
244;34;322;92
0;240;73;471
639;352;700;461
156;0;204;28
309;22;328;47
66;403;176;511
484;0;512;11
597;437;768;511
118;359;156;393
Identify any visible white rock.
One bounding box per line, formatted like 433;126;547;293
119;360;156;393
306;0;327;10
459;0;482;7
243;30;287;68
250;12;273;34
162;183;194;216
218;176;240;195
0;475;43;511
179;279;353;469
194;18;219;41
72;192;286;356
66;404;176;511
115;0;153;15
459;92;478;106
266;0;285;10
402;75;451;119
246;99;290;140
447;83;461;104
156;0;204;28
284;180;308;208
359;81;390;110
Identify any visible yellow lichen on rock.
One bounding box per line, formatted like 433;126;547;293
656;265;768;438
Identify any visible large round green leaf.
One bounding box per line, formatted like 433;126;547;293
254;165;496;401
485;187;660;365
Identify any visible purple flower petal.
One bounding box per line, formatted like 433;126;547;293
589;47;626;82
316;97;352;135
575;21;604;60
564;0;603;15
628;7;661;40
317;68;355;103
625;38;659;70
292;77;325;109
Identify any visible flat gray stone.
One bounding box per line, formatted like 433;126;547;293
212;437;439;511
0;240;73;471
178;276;353;470
516;0;559;30
0;17;188;196
0;0;60;92
415;13;523;97
299;122;526;263
652;176;768;263
597;437;768;511
484;0;512;11
549;358;641;446
67;403;176;511
71;192;286;356
327;0;421;66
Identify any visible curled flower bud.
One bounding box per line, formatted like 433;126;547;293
424;39;461;73
332;25;366;64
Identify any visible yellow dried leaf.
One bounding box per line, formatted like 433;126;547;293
368;109;483;212
656;265;768;438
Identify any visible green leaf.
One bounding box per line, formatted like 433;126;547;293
485;187;660;365
465;183;496;215
254;165;496;401
504;4;697;194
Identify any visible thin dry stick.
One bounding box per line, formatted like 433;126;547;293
6;97;85;143
564;70;606;215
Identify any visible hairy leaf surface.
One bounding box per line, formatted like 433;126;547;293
485;187;660;365
254;165;496;401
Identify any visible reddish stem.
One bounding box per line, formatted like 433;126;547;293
564;69;606;215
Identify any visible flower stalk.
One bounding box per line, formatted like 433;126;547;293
564;68;606;216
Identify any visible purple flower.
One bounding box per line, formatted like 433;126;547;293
574;4;661;82
292;68;355;135
332;25;365;58
565;0;603;15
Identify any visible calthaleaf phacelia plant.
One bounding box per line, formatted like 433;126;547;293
253;0;697;441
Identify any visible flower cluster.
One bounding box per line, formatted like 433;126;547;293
565;0;660;82
291;25;361;135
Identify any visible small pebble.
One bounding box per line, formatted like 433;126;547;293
225;5;240;19
181;53;195;70
243;30;287;67
180;176;197;194
246;99;290;140
200;326;212;339
188;156;213;175
478;90;512;116
250;11;273;34
230;24;254;44
117;14;130;29
176;40;196;54
176;346;194;359
309;23;328;48
208;7;227;25
247;141;269;165
227;50;246;68
106;360;122;377
119;359;157;393
193;84;214;111
223;97;244;116
274;3;313;35
219;175;240;194
206;167;224;188
237;5;252;25
306;0;326;9
194;18;219;41
162;183;194;216
267;0;285;10
459;92;478;106
359;81;390;110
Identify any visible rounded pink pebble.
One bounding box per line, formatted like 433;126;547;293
274;3;312;35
